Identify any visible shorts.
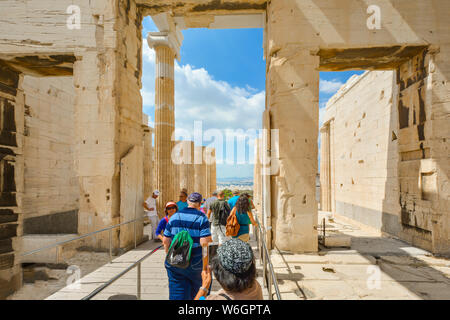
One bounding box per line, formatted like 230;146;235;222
235;233;250;242
211;224;230;245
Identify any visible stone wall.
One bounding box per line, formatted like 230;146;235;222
0;62;24;299
322;57;449;255
21;76;79;234
322;71;399;232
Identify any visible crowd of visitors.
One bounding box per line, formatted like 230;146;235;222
142;187;262;300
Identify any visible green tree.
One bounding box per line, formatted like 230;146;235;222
222;189;233;200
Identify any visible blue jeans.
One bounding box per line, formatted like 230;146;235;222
165;252;208;300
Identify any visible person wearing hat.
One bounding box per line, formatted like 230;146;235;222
163;192;212;300
143;190;160;240
194;238;263;300
155;202;178;242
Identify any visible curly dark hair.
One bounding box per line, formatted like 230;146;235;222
235;195;249;213
211;255;256;293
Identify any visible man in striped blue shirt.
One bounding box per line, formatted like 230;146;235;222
163;192;212;300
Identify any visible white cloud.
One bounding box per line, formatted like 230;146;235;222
142;43;265;134
141;44;265;171
320;79;343;94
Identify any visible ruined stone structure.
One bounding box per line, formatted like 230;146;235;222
321;66;449;255
0;0;449;298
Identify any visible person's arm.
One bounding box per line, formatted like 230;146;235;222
143;201;154;211
250;199;255;210
200;236;212;247
194;266;212;300
163;236;172;253
155;219;165;241
248;210;257;226
207;209;212;220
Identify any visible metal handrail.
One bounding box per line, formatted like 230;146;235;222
21;216;147;263
254;212;281;300
82;245;163;300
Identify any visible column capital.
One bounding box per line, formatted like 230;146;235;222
147;31;182;60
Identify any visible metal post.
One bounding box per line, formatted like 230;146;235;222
268;266;273;300
262;246;267;288
109;228;112;263
55;244;59;264
137;262;141;300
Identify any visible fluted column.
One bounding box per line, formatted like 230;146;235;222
210;148;217;195
194;145;205;197
179;140;194;194
320;125;331;212
148;32;177;217
253;138;262;214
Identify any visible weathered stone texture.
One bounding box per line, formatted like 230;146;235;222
21;76;79;225
322;58;449;254
323;71;399;231
0;63;24;299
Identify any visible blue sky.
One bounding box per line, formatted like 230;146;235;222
141;17;362;179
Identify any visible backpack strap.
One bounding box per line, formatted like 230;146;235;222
164;216;169;223
219;293;232;300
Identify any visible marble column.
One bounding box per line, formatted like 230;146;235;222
204;147;215;197
194;145;204;197
143;118;154;199
148;32;178;217
267;1;319;252
179;140;194;194
320;125;331;212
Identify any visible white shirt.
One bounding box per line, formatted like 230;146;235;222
144;196;157;217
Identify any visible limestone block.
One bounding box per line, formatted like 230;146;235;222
20;234;78;264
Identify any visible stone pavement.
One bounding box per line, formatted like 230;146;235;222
46;230;269;300
269;212;450;300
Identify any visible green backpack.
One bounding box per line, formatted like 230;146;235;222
165;214;201;269
165;230;194;269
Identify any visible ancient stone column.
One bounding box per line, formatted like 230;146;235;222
143;118;153;199
320;125;331;212
179;140;194;194
148;32;179;217
253;138;262;214
173;140;182;201
266;1;319;252
194;145;204;197
210;148;217;195
204;147;216;197
201;146;208;199
187;141;195;194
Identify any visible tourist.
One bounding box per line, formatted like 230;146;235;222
242;192;256;210
177;190;188;211
230;195;257;242
143;190;160;240
194;238;263;300
207;190;231;245
163;192;212;300
204;191;218;214
200;198;206;214
155;202;178;241
227;190;240;209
